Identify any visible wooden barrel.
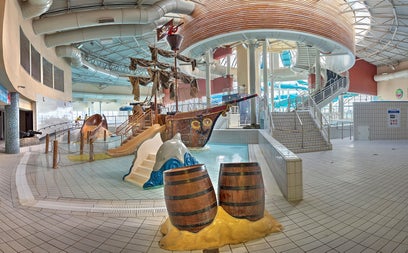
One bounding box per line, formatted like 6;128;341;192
164;164;217;233
218;162;265;221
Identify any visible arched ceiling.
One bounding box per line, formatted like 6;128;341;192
19;0;408;93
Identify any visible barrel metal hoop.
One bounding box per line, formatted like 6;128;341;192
165;186;214;200
173;217;216;230
229;214;262;220
220;171;262;176
220;162;259;167
167;201;217;216
165;173;209;185
219;185;264;190
219;200;264;206
165;164;205;176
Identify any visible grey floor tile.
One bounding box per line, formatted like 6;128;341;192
3;139;408;252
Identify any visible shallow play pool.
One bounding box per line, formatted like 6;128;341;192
189;143;249;188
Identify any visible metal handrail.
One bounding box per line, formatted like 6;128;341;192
307;96;331;144
311;76;348;105
294;110;304;148
37;121;76;139
268;99;275;132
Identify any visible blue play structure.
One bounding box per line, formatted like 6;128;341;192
280;50;292;67
143;152;199;189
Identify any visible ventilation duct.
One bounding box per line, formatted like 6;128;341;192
32;0;195;35
81;62;120;80
374;70;408;82
72;92;133;101
55;45;82;67
55;45;120;80
20;0;53;19
45;24;156;47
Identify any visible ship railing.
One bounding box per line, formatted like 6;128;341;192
116;109;152;138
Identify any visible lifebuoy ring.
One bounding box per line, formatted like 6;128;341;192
203;118;213;128
191;120;201;130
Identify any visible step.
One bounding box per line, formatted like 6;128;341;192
125;174;149;187
290;145;332;153
141;159;155;168
147;153;156;161
136;165;153;176
131;168;151;179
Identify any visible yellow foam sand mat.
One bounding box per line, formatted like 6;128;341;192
159;206;283;251
67;153;112;161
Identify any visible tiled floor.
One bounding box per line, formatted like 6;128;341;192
2;137;408;252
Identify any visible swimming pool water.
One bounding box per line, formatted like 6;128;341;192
190;143;249;188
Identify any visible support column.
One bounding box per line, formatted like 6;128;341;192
315;49;321;91
0;111;4;140
339;94;344;119
205;50;212;108
262;40;269;129
226;53;231;77
248;40;257;125
5;92;19;154
269;53;277;112
236;44;249;93
262;40;269;103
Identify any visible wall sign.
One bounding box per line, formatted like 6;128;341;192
387;108;400;127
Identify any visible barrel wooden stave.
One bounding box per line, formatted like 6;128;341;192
164;164;217;233
218;162;265;221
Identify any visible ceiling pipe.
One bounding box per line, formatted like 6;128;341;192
45;23;156;47
32;0;195;35
20;0;53;19
72;92;133;101
56;45;121;79
55;45;82;67
81;62;120;79
374;70;408;82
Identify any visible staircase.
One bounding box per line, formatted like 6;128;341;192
123;132;163;187
124;153;156;187
292;42;317;73
272;111;332;153
117;109;153;144
310;77;349;108
289;42;350;109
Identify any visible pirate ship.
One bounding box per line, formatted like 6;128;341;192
110;20;257;153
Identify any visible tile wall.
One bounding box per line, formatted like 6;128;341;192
354;101;408;140
258;130;303;202
211;129;303;202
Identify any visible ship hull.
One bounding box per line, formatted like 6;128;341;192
159;94;258;148
161;104;228;148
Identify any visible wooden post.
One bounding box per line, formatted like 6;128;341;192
67;129;71;144
45;134;49;154
89;139;94;162
80;132;84;155
52;140;58;169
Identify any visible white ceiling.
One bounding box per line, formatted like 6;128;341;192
20;0;408;91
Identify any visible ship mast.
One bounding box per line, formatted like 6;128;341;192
166;33;183;112
156;19;184;112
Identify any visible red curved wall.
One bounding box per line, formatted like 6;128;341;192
348;59;377;95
